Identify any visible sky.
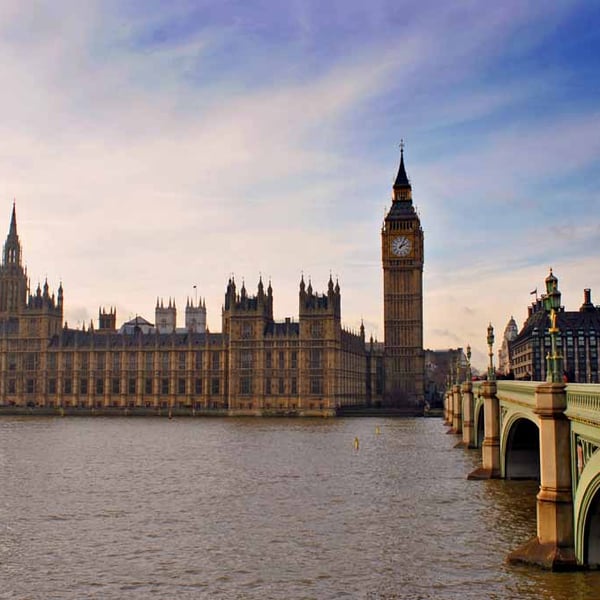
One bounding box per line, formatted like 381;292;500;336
0;1;599;370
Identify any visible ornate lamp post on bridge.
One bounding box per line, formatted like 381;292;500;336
487;323;496;381
543;269;563;383
466;344;472;382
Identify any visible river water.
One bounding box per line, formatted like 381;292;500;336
0;416;599;599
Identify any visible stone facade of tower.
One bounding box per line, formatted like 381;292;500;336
381;148;425;407
155;299;177;333
185;298;207;333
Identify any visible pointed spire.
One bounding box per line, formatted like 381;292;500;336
393;140;411;189
9;201;17;237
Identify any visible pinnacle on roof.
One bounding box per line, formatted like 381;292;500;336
393;141;411;189
8;201;17;237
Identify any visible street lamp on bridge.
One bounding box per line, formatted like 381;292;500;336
487;323;496;381
466;344;472;382
543;268;563;383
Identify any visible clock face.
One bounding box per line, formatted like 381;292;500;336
391;236;412;257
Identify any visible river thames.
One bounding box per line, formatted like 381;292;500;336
1;416;599;599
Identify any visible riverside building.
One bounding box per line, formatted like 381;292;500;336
0;150;424;414
510;270;600;383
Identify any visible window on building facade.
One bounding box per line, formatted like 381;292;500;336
145;378;153;394
178;378;186;395
265;377;271;395
311;321;323;338
112;353;120;372
161;352;169;371
291;351;297;369
26;379;35;394
64;353;73;370
128;378;136;394
63;378;72;394
80;379;88;395
112;378;120;394
161;378;169;395
8;379;16;394
241;322;252;339
195;378;202;394
145;353;154;372
212;353;220;370
80;353;89;371
96;353;105;370
178;353;186;370
240;376;252;395
24;353;38;371
278;351;285;370
240;350;253;369
266;351;272;369
47;353;56;371
96;379;104;395
211;378;220;395
128;353;137;370
310;377;323;395
195;352;203;370
278;378;284;394
310;349;322;369
48;379;57;394
291;378;297;395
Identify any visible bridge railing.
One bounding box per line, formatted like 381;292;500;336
565;383;600;426
495;380;538;408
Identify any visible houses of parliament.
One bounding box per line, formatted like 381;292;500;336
0;151;424;415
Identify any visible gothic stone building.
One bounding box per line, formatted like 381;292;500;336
0;151;424;414
0;207;375;415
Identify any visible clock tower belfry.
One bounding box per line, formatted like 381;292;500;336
382;144;424;408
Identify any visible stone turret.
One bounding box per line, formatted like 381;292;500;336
155;298;176;333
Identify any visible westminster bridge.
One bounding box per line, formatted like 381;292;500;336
445;379;600;570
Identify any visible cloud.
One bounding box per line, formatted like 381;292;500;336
0;1;596;372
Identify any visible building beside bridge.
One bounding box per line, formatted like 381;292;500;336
509;270;600;382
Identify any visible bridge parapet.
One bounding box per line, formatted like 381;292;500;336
565;384;600;426
496;380;538;408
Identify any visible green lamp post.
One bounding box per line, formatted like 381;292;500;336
487;323;496;381
543;269;563;383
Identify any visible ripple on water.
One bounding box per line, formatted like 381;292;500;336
1;417;600;599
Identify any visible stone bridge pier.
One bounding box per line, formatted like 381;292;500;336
507;383;576;569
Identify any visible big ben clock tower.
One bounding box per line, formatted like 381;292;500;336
382;143;424;407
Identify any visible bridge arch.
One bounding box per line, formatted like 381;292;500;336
473;394;484;448
501;414;540;480
575;449;600;566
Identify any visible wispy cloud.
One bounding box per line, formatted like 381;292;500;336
0;1;597;369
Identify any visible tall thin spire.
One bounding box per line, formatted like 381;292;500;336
9;201;17;237
393;140;411;189
3;201;21;266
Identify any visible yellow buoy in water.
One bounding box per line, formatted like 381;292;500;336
375;425;381;435
354;437;359;451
